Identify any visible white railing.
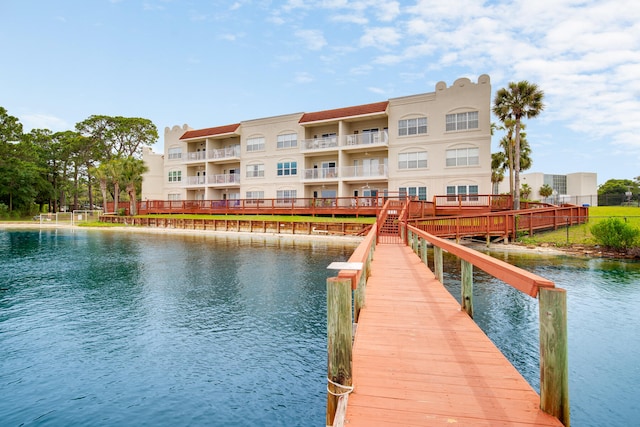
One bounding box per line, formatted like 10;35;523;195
186;176;206;185
208;174;240;185
301;136;339;151
303;168;338;180
186;151;207;162
341;164;388;178
344;131;389;147
209;145;240;160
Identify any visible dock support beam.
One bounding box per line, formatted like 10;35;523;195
327;277;353;426
434;246;443;283
461;259;473;318
539;287;570;426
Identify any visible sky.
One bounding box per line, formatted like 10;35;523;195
1;0;639;185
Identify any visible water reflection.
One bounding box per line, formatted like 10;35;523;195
0;229;356;427
439;247;640;427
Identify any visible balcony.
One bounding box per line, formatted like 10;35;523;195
341;164;388;179
300;136;339;152
343;131;389;148
208;145;240;161
185;151;207;162
208;173;240;186
302;168;338;181
186;176;206;186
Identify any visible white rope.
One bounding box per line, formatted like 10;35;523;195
327;377;354;396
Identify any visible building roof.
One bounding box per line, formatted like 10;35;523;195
180;123;241;140
299;101;389;124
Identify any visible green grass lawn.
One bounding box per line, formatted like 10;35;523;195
519;206;640;246
131;214;377;224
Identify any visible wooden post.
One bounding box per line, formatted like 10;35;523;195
354;272;366;323
461;259;473;318
539;287;570;427
434;246;443;283
420;237;428;265
326;277;353;426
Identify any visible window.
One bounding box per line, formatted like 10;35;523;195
399;187;427;201
446;185;479;201
246;164;265;178
398;151;428;169
398;117;427;136
245;191;264;203
168;147;182;160
168;170;182;182
446;148;479;167
276;189;297;203
277;133;298;149
446;111;479;131
167;193;181;201
246;137;265;152
277;161;297;176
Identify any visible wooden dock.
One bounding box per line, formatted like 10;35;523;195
343;243;563;426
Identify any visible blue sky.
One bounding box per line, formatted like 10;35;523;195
1;0;639;185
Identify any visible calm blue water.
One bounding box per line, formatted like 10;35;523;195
2;230;639;426
442;248;640;427
0;229;356;426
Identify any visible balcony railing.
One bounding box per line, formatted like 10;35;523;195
301;136;339;152
341;164;388;179
209;145;240;161
186;176;206;186
185;151;207;162
208;173;240;185
302;168;338;180
344;131;389;147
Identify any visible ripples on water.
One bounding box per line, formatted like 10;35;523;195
442;248;640;427
0;229;356;426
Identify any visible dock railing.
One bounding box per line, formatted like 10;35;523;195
406;224;570;426
326;224;377;426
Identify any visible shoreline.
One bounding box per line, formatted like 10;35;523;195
3;222;636;259
0;221;364;245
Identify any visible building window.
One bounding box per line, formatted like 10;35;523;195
276;189;297;203
246;164;265;178
277;133;298;149
399;187;427;201
168;147;182;160
398;117;427;136
398;151;427;169
446;185;479;201
446;111;479;131
245;191;264;204
167;193;181;201
168;170;182;182
277;161;297;176
246;137;265;152
446;148;479;167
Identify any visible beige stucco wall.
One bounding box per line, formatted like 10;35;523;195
143;75;494;201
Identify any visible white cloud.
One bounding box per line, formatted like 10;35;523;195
294;72;314;84
22;113;69;133
295;29;327;50
367;86;386;95
360;27;401;49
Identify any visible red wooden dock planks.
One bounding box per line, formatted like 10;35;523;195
344;244;563;426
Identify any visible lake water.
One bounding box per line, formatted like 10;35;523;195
441;247;640;427
0;229;356;426
1;229;639;426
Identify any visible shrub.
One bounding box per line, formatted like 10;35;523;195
590;218;640;250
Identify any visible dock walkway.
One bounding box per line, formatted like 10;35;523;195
343;243;563;426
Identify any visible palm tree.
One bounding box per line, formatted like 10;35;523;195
120;157;148;216
91;163;111;213
491;152;506;194
539;184;553;202
493;81;544;210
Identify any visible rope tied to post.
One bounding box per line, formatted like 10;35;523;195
327;377;354;396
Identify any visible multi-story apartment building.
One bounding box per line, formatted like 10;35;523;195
142;75;492;203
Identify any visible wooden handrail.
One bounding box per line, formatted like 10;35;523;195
409;225;554;297
405;224;569;425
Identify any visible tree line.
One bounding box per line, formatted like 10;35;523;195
0;107;157;218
